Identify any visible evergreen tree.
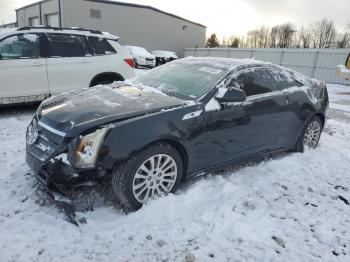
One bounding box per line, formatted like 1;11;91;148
206;33;220;47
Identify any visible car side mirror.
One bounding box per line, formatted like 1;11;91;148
216;88;246;103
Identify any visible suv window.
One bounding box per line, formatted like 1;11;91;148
47;34;91;58
236;68;278;96
0;34;41;60
87;37;116;55
270;69;303;90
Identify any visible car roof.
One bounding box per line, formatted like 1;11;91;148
176;56;269;70
0;27;119;40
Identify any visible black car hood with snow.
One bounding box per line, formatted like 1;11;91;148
38;85;185;137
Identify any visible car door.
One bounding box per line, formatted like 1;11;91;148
0;33;49;102
270;68;306;149
45;33;94;95
189;67;289;171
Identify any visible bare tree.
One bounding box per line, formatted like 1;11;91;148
310;18;336;48
336;22;350;48
277;23;296;48
247;29;259;48
269;26;279;48
297;26;311;48
256;26;270;48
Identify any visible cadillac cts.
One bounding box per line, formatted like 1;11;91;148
26;57;329;210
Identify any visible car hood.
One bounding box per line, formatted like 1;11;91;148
38;85;185;137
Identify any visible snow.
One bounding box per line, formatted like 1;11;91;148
1;82;350;261
205;97;221;112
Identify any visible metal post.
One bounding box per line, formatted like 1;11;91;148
15;11;18;27
279;49;285;65
39;2;42;25
58;0;62;27
311;50;320;78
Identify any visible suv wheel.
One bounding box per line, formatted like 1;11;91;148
295;115;323;152
112;143;183;210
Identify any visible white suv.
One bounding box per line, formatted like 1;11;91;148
124;45;156;68
0;27;135;105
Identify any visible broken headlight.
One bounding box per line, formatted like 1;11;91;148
75;127;109;168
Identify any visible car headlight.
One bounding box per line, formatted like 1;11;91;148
75;127;109;168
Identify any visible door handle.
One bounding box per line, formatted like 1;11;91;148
32;62;43;67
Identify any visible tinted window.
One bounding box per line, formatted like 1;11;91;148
87;37;116;55
47;34;91;58
270;69;302;90
0;34;41;59
236;68;278;96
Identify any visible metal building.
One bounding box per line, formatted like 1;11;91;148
14;0;206;56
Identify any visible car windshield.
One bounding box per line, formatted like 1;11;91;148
132;62;229;100
127;46;149;55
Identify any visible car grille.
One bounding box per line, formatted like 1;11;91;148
146;58;154;61
28;131;60;162
27;119;64;163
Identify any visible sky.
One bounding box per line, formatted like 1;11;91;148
0;0;349;38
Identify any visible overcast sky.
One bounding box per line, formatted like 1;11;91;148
1;0;349;38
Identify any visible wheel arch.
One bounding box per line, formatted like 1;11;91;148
89;72;125;87
294;111;326;150
126;138;189;182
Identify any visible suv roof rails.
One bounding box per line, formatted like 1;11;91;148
17;26;103;35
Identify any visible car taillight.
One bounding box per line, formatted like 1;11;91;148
124;58;135;68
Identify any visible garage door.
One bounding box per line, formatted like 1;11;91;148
45;13;59;27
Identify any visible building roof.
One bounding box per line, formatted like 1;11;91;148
15;0;206;29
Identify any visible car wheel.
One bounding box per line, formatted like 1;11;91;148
111;142;183;210
295;115;323;152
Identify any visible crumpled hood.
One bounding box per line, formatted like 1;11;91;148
38;85;185;137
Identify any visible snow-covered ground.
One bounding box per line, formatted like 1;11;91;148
0;78;350;261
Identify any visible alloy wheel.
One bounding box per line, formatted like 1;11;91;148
132;154;178;203
303;120;321;148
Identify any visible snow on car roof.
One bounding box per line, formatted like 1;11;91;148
0;28;119;40
176;56;266;70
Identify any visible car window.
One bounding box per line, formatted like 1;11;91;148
0;34;41;60
87;37;116;55
235;68;278;96
47;34;91;58
133;62;229;100
269;69;303;90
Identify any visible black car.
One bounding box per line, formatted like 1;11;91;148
151;50;178;66
26;57;329;210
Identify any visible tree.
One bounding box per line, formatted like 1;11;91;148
310;18;336;48
297;26;311;48
227;36;240;47
206;33;220;48
276;23;296;48
336;23;350;48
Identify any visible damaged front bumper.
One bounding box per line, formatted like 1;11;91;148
25;119;98;225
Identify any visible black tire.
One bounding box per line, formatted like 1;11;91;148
111;142;183;210
295;115;323;152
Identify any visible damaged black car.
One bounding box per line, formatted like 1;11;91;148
26;57;329;210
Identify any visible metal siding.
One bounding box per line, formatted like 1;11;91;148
61;0;205;57
184;48;350;84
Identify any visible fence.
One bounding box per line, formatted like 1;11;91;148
183;48;350;85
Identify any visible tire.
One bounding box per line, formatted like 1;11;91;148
111;143;183;210
295;115;323;152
